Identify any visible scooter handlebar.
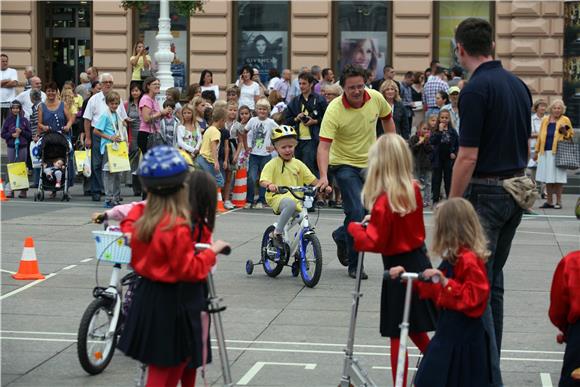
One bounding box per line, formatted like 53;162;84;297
384;271;441;283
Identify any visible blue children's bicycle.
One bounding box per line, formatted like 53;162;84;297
245;186;323;288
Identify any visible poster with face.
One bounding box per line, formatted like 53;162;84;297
238;31;287;84
340;32;387;80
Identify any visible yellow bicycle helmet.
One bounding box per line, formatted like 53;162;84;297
271;125;297;143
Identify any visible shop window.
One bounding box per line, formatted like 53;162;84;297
564;2;580;126
234;1;290;83
334;1;391;78
135;2;189;88
435;1;492;69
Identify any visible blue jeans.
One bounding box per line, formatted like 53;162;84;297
467;182;523;387
247;154;270;204
196;155;224;187
90;134;104;195
295;140;318;177
331;165;366;272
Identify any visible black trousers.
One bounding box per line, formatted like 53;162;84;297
432;158;453;202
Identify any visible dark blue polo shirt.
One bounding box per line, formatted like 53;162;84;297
458;61;532;176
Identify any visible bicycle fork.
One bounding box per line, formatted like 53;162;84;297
103;264;122;340
339;252;377;387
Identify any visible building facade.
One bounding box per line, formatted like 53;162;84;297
0;1;568;111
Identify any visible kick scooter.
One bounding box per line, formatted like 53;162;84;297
339;251;378;387
393;271;439;387
195;243;233;387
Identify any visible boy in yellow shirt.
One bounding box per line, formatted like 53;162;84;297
260;125;331;247
197;105;226;187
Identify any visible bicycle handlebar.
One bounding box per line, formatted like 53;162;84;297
195;243;231;255
276;186;317;200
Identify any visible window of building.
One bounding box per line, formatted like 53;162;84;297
334;1;391;79
234;1;290;84
134;2;189;88
435;1;493;69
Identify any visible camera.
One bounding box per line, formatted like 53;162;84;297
300;115;310;124
145;46;149;52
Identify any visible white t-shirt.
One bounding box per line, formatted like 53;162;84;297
201;85;220;101
238;82;260;110
246;116;276;156
16;89;47;119
83;91;128;127
0;68;18;104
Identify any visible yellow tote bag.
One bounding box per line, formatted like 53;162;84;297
74;149;91;172
7;162;30;190
106;141;131;173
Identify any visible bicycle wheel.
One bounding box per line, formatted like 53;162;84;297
261;225;284;277
300;233;323;288
77;297;118;375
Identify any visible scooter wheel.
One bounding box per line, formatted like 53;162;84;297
245;259;254;275
291;261;299;277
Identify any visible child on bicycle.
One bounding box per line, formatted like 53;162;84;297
347;133;437;387
117;145;228;387
389;198;492;387
259;125;330;247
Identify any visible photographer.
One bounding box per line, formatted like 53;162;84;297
284;71;327;176
130;41;151;85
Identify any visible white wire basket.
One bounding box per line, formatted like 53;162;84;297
92;230;132;264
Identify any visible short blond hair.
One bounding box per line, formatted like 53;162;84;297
547;99;566;115
362;134;416;215
255;98;271;112
431;198;490;264
379;79;400;102
212;105;228;122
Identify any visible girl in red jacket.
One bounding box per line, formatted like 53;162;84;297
390;198;492;387
348;133;437;386
118;146;228;387
549;250;580;387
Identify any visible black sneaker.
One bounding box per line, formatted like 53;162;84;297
92;194;101;202
272;233;284;249
332;230;349;266
348;269;368;280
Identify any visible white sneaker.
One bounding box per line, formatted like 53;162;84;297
254;202;263;209
244;202;252;209
224;200;234;210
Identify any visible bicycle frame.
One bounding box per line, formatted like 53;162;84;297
97;263;122;340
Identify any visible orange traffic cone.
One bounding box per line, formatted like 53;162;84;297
12;237;45;280
231;168;247;208
217;188;226;213
0;179;7;201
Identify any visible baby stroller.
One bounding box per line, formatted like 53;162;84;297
34;131;72;201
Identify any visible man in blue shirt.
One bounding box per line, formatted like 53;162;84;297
450;18;532;387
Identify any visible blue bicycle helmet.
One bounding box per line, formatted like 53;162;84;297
138;145;189;195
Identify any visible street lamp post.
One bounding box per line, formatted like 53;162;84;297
154;0;174;101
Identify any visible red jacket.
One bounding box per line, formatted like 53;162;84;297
416;248;490;319
347;183;425;256
120;203;216;283
549;251;580;333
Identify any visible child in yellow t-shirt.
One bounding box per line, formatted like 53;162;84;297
197;105;226;187
260;125;331;247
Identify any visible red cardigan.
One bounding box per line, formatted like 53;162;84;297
549;251;580;333
120;203;216;283
416;248;490;319
347;183;425;256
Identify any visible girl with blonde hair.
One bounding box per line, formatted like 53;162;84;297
390;197;492;387
348;133;437;387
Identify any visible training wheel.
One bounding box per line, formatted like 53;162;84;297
245;259;254;275
291;261;299;277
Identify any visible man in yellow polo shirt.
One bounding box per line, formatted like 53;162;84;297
317;65;395;279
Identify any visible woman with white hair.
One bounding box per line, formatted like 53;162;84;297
534;99;575;209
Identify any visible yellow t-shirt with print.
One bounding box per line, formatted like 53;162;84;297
299;104;311;140
131;55;152;81
320;88;392;168
260;157;316;213
199;125;220;163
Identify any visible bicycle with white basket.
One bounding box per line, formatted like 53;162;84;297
77;223;138;376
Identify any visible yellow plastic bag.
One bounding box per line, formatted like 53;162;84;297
74;149;91;172
106;141;131;173
7;162;29;190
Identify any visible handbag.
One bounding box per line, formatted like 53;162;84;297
140;68;153;80
146;131;167;149
555;138;580;170
82;149;92;178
